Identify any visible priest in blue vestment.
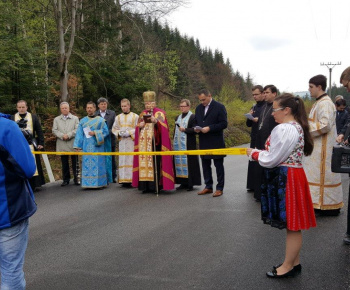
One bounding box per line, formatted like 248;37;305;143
74;101;112;188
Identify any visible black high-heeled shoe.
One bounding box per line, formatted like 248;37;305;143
273;263;302;273
266;267;295;278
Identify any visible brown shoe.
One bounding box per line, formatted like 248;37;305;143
213;190;223;197
197;188;213;195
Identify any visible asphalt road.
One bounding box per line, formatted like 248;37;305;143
25;151;350;290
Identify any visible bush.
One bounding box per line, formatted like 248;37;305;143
225;99;252;146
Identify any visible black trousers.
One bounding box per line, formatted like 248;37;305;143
246;161;257;190
201;158;224;191
61;155;77;182
253;164;264;201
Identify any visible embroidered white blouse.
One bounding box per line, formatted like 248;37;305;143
251;122;304;169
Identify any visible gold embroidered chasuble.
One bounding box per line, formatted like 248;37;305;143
132;107;174;190
137;111;165;181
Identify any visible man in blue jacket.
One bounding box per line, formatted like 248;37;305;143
194;89;228;197
0;113;37;289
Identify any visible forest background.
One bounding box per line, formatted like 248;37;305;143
1;0;350;177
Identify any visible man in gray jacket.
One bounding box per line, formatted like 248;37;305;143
52;102;79;186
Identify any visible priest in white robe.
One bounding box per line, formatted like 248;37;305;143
304;74;343;215
112;99;139;187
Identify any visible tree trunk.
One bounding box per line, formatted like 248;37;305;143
60;65;69;101
43;5;50;105
17;0;38;87
53;0;77;102
116;0;122;52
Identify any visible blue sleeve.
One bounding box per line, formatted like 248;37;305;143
73;120;84;149
0;119;36;179
102;121;109;138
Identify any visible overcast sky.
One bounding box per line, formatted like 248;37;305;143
165;0;350;93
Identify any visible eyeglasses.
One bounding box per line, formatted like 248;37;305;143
272;107;285;112
252;93;261;96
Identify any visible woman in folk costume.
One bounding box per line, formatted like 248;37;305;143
132;91;174;193
247;94;316;278
173;99;201;191
13;100;46;191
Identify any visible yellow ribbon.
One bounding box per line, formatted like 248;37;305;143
32;148;247;156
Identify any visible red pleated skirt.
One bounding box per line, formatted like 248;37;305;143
286;167;316;231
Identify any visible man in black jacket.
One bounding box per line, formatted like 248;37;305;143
253;85;278;201
246;85;265;191
335;98;348;134
96;98;117;182
194;89;227;197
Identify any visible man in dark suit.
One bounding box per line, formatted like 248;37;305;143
96;97;117;182
335;98;349;134
253;84;278;201
194;89;228;197
245;85;265;191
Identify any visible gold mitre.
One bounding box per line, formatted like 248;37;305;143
143;91;156;103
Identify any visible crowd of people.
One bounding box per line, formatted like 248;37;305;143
2;68;350;287
13;89;227;197
0;88;228;289
245;70;350;279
